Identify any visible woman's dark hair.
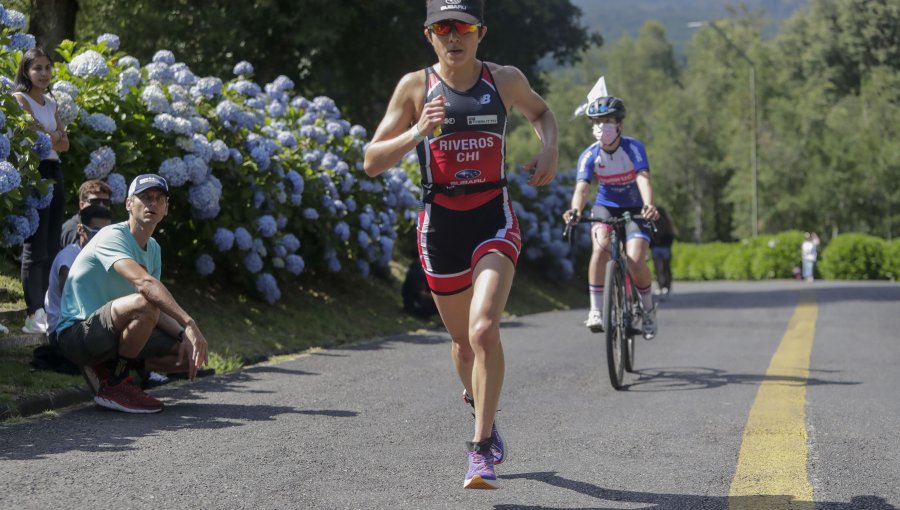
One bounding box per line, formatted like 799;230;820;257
14;47;53;93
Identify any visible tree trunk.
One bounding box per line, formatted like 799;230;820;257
28;0;79;58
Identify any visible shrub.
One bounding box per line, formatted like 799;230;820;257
885;239;900;281
819;233;887;280
750;230;805;280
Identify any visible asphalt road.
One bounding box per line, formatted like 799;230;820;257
1;281;898;510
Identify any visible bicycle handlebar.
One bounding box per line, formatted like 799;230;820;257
562;210;657;243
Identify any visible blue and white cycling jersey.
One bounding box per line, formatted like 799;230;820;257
575;136;650;209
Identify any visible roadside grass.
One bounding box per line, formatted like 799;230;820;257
1;248;584;409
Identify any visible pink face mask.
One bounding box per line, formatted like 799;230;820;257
592;122;619;146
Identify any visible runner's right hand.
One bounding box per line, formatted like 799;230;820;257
417;94;446;137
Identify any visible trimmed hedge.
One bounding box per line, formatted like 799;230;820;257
819;233;886;280
672;232;896;281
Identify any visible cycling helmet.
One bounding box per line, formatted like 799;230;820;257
586;96;626;120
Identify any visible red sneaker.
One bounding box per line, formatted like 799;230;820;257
94;377;163;413
81;364;110;395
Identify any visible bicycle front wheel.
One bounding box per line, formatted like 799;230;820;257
603;260;626;390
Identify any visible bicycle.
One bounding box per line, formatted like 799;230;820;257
563;211;655;390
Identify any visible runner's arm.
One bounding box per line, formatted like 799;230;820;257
364;72;444;177
494;65;558;187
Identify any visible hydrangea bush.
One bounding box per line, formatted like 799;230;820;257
1;12;580;302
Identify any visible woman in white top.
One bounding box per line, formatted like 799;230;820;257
13;48;70;334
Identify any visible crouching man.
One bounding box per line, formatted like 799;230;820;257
56;174;209;413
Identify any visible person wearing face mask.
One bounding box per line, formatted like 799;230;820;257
562;96;660;339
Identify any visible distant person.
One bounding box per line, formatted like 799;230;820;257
563;95;660;339
60;180;113;249
801;232;820;282
56;174;209;413
31;205;112;376
13;48;69;335
651;206;676;299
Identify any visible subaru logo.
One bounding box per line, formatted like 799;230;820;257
455;169;481;180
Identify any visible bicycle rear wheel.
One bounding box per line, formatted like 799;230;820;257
603;260;626;390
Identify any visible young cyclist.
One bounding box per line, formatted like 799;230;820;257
563;96;660;339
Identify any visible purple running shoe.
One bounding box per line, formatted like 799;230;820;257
464;439;499;489
463;390;505;464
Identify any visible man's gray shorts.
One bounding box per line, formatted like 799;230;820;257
57;301;179;366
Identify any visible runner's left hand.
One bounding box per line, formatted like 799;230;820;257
524;147;557;187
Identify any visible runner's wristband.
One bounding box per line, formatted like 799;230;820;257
410;125;425;143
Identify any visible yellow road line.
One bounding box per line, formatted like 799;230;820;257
728;296;817;510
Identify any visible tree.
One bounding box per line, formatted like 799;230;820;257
28;0;78;58
71;0;595;128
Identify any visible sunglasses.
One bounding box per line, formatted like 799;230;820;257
428;20;481;36
87;197;111;207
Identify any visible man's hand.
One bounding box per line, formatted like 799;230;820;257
176;323;209;381
416;94;446;138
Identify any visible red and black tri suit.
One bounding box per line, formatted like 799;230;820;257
415;63;521;295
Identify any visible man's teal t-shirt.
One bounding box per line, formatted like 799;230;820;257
56;221;162;333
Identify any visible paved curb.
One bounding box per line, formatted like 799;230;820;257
0;386;93;421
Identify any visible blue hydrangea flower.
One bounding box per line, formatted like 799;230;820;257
350;125;367;138
152;50;176;65
0;162;21;193
326;121;345;138
189;134;213;162
252;237;267;257
106;173;127;203
187;175;222;219
334;221;350;242
356;230;371;247
213;228;235;251
250;146;270;171
271;75;294;92
266;101;285;117
234;227;252;250
229;148;244;165
116;67;141;97
33;132;52;160
255;273;281;304
184;154;209;184
25;183;53;209
194;254;215;276
233;61;254;76
290;96;311;110
117;56;140;69
209;140;229;162
356;259;370;278
228;80;261;97
80;111;116;134
190;116;210;134
158;157;188;187
285;254;304;275
327;257;342;273
2;9;27;30
68;50;109;78
2;214;32;246
191;77;223;100
173;67;198;86
257;215;277;237
7;33;36;52
278;234;300;253
141;84;170;114
303;208;319;220
320;152;339;170
96;33;120;50
0;134;9;161
0;109;5;130
243;252;263;273
252;189;265;209
144;62;173;83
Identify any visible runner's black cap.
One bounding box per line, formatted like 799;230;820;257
424;0;484;27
